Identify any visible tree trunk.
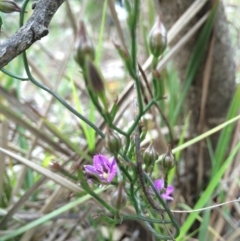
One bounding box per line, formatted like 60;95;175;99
158;0;236;203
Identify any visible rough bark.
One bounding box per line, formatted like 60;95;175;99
158;0;236;202
0;0;65;68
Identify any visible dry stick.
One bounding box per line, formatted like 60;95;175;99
108;0;128;53
197;33;215;190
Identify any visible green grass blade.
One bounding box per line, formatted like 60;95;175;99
95;0;107;66
176;141;240;240
168;113;190;183
198;207;210;241
169;114;240;155
212;84;240;176
70;76;95;151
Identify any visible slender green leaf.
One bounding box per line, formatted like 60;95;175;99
212;84;240;176
176;141;240;240
70;76;95;151
95;0;107;66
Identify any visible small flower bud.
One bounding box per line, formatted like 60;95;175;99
105;128;121;154
49;161;61;172
162;146;175;173
113;41;129;60
149;13;167;58
74;21;95;68
86;60;105;93
143;143;158;168
111;182;127;209
0;0;22;13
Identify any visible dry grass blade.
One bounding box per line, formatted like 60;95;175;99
11;39;75;203
156;12;209;72
0;86;40;123
167;0;209;42
115;12;208;117
0;177;46;229
108;0;128;52
20;187;65;241
0;147;82;193
0;103;71;156
197;33;215;189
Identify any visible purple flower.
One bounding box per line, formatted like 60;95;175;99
152;179;174;201
84;154;117;183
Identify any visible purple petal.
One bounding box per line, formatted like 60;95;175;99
154;179;164;191
107;168;117;182
161;193;174;201
107;157;117;182
165;185;174;195
84;165;99;175
93;154;109;171
109;157;117;171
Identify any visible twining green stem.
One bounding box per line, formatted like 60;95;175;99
124;100;155;154
0;68;29;81
130;0;140;72
127;99;155;136
19;1;104;139
109;123;128;137
135;189;177;240
82;183;117;214
144;173;180;238
123;136;131;155
21;52;104;138
135;125;165;214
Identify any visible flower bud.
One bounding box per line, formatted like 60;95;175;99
0;0;22;13
111;182;127;209
74;21;95;68
49;161;61;172
143;143;158;168
86;60;105;94
162;146;175;173
149;13;167;58
105;128;121;154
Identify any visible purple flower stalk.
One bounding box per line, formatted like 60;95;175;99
152;179;174;201
84;154;117;183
